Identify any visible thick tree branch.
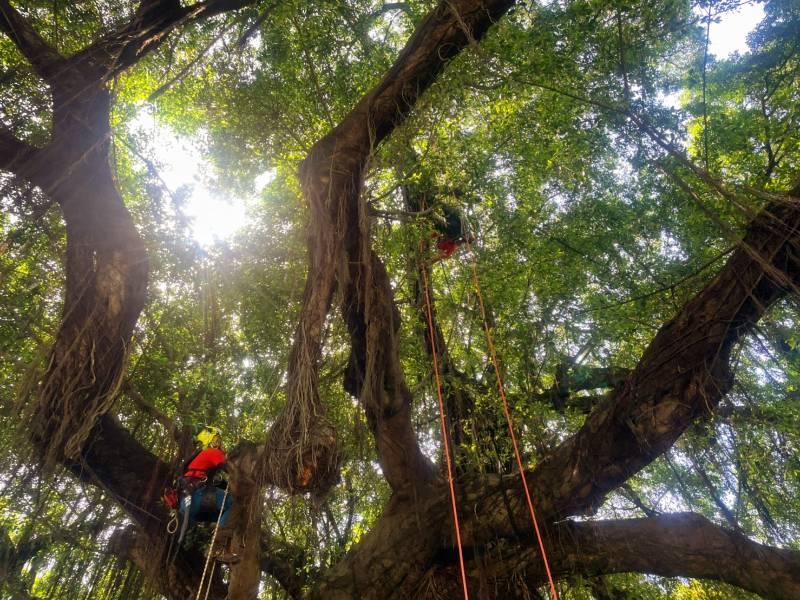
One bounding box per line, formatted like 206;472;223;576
74;0;259;80
68;415;172;534
313;192;800;598
509;196;800;525
136;0;182;20
0;126;38;174
109;526;226;600
503;514;800;600
0;0;64;79
282;0;516;497
76;417;274;600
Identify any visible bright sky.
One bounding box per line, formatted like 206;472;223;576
131;110;251;247
167;156;247;248
707;1;765;58
140;2;764;247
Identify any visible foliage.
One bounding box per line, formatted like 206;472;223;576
1;0;799;598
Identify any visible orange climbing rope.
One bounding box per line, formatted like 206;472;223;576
466;243;559;600
420;262;470;600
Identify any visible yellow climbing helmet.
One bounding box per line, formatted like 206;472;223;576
196;426;222;448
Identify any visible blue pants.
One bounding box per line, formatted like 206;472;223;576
179;486;232;528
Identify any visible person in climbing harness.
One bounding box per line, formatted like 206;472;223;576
432;204;473;260
175;426;239;563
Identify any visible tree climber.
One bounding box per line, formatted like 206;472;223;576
432;203;473;260
175;426;239;564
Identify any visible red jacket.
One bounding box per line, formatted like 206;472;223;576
184;447;226;480
437;238;460;258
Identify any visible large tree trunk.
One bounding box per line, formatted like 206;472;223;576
274;0;516;501
227;443;266;600
311;477;800;599
0;3;265;598
29;78;148;465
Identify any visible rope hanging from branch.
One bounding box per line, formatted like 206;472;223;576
420;256;470;600
466;242;559;600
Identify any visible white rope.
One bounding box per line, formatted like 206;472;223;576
167;511;179;534
195;484;231;600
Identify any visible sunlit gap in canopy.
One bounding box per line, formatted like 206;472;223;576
658;1;766;109
129;107;274;247
706;1;765;58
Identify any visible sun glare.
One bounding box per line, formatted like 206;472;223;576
126;4;764;246
129;111;248;247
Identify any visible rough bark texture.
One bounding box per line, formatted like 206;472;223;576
518;199;800;525
77;417;216;600
5;1;800;599
510;514;800;600
75;419;299;600
31;77;149;464
227;443;266;600
1;2;261;599
309;195;800;598
377;512;800;599
275;0;516;500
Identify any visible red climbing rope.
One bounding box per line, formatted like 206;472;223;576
466;243;559;600
420;262;470;600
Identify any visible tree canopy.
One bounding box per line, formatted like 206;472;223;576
1;0;799;598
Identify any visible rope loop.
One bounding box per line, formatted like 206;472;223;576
167;511;179;535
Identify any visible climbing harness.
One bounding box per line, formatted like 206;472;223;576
162;427;235;571
466;241;559;600
167;475;227;560
420;257;470;600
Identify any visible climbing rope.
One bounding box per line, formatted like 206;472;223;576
195;484;231;600
466;242;559;600
167;511;179;534
420;259;470;600
164;512;178;567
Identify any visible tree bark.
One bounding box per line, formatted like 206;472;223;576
0;2;279;599
80;417;215;600
6;1;800;599
227;443;266;600
276;0;516;499
510;513;800;600
0;0;64;78
310;193;800;597
5;59;149;466
515;198;800;525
